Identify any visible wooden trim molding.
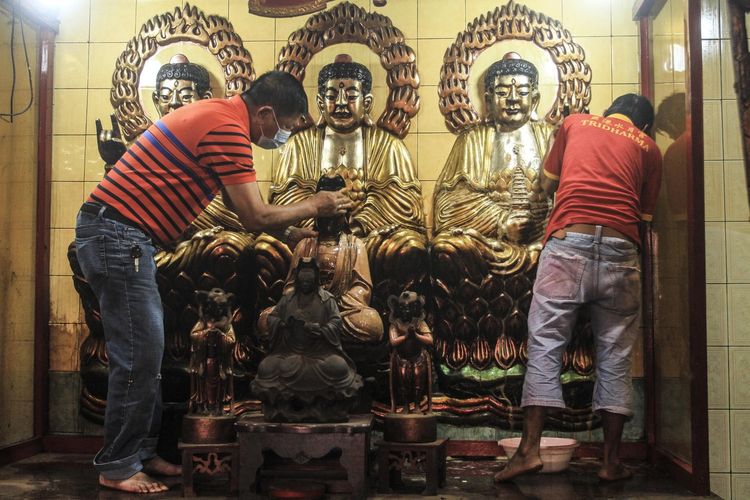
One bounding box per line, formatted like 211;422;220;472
34;27;55;441
0;438;43;467
684;0;709;493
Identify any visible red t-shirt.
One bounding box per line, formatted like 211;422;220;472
542;113;663;246
88;95;256;246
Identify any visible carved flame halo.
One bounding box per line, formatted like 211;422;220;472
439;0;592;134
110;3;255;141
275;1;419;139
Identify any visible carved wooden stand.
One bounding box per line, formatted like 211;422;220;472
377;438;448;496
178;441;239;497
236;415;373;499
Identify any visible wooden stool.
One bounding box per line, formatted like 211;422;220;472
377;438;448;496
236;415;373;500
178;441;239;497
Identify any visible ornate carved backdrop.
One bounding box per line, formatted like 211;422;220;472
439;0;591;134
275;1;420;138
111;3;255;141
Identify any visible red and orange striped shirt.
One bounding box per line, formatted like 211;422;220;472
88;95;256;246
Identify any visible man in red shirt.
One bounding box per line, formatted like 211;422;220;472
495;94;662;482
75;71;351;493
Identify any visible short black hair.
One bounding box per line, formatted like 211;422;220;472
604;94;655;132
243;71;308;118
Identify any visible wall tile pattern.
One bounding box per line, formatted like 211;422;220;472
704;0;750;497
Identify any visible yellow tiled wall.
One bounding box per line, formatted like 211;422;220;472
702;1;750;498
49;0;641;431
0;8;39;447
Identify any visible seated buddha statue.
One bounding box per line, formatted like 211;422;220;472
71;54;259;423
430;52;557;387
252;257;363;422
271;54;427;316
258;175;384;384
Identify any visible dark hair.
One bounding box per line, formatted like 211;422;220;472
242;71;308;118
156;62;210;94
604;94;655;132
318;61;372;95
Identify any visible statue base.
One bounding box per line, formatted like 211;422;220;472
383;413;437;443
182;414;237;444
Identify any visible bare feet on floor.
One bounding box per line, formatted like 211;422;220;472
143;456;181;476
494;453;544;482
598;462;633;481
99;472;168;494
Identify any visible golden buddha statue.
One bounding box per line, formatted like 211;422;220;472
430;52;556;383
271;54;427;317
258;176;384;383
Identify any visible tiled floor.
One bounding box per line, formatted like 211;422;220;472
0;452;714;499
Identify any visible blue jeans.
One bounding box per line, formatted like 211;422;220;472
75;207;164;480
522;228;642;417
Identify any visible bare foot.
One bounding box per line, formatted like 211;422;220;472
143;456;181;476
494;452;544;482
598;462;633;481
99;472;168;493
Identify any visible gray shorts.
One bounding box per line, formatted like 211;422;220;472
522;228;641;417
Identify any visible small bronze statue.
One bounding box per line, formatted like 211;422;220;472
252;257;363;422
387;291;433;414
189;288;236;416
182;288;237;444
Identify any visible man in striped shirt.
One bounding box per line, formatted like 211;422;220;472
75;71;351;494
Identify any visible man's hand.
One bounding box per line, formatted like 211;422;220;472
312;190;353;217
285;227;318;250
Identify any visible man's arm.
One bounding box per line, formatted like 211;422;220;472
223;182;351;232
541;170;559;197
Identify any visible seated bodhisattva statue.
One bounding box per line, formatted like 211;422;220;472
431;52;556;385
252;257;363;422
259;175;383;380
271;54;427;315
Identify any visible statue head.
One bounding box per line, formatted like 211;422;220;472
316;54;374;133
484;52;540;132
314;175;349;236
195;288;234;328
295;257;320;295
152;54;212;117
388;291;426;325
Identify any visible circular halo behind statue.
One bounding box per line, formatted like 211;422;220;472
111;3;255;141
275;1;419;138
439;0;592;133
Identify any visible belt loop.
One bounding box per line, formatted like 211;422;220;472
97;205;107;219
594;225;603;243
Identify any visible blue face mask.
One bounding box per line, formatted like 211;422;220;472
257;108;292;150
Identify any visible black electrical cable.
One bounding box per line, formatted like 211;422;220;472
0;4;34;123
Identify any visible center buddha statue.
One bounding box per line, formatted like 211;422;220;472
430;53;556;396
270;54;428;316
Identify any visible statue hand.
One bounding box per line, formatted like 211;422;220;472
503;217;535;243
312;189;353;217
305;322;322;335
450;228;466;237
286;226;317;250
96;114;127;165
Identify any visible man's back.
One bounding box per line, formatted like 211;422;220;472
542;113;663;245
